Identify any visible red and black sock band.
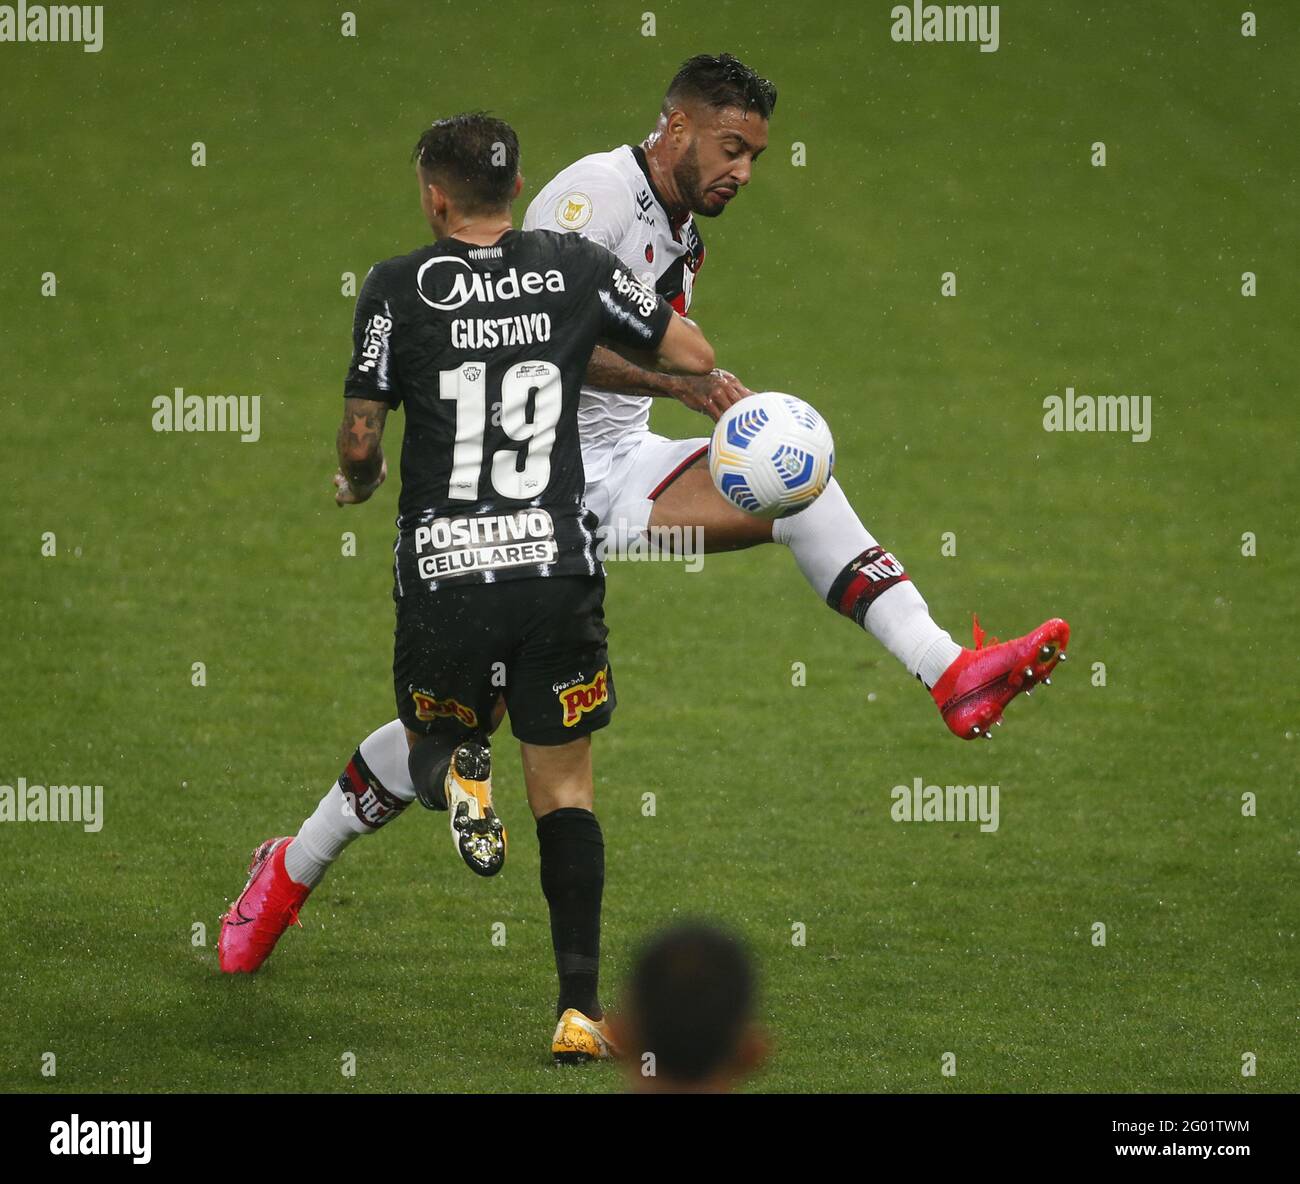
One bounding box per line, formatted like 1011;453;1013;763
338;749;408;829
826;546;911;628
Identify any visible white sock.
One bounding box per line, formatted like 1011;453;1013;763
357;719;418;803
772;478;962;686
283;721;417;888
285;783;370;888
771;477;874;596
865;582;963;687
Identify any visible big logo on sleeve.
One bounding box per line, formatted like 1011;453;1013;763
356;311;392;375
610;268;658;319
558;668;609;727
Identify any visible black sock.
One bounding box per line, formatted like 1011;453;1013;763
536;807;605;1020
407;733;459;811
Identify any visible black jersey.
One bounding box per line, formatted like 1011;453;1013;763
344;228;673;590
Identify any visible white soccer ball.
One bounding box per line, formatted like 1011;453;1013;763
708;392;835;519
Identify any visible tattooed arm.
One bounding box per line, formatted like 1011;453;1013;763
334;396;389;505
586;344;749;422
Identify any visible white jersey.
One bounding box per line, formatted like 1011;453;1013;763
523;145;706;481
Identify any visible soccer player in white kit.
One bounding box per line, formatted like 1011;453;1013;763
517;54;1065;737
218;58;1069;1059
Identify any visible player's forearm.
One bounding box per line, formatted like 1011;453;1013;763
588;321;715;398
336;397;389;491
586;344;684;397
654;315;715;376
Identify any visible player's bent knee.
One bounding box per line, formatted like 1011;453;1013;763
527;784;594;818
408;731;467;811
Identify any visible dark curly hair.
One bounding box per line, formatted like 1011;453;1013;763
411;112;520;213
663;53;777;120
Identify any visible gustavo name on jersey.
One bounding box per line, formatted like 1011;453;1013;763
451;312;552;350
413;509;558;579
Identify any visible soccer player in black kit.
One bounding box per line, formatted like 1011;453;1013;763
218;114;715;1062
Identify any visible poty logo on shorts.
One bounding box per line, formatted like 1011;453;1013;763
559;668;609;727
410;690;478;728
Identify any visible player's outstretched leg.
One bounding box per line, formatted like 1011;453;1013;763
763;479;1071;738
765;478;962;680
217;720;415;973
648;467;967;695
930;616;1070;739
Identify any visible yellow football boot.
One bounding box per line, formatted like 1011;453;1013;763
445;740;507;877
551;1008;619;1065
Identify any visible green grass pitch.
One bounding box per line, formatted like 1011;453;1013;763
1;1;1296;1093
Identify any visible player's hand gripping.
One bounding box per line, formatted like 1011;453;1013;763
333;457;387;506
671;368;750;421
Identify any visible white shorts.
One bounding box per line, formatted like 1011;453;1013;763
584;431;709;537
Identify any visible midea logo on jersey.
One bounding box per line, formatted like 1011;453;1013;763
416;255;565;311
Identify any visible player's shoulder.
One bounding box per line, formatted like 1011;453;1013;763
525;146;638;234
361;242;465;303
359;246;432;287
543;146;637;192
517;227;610;273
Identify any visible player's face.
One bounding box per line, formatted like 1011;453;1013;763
676;106;768;218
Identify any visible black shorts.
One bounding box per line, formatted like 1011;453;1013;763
393;574;615;747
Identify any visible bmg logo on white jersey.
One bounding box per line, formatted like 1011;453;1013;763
417;255;565;312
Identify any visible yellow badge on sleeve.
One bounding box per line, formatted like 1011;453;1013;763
556;191;593;230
